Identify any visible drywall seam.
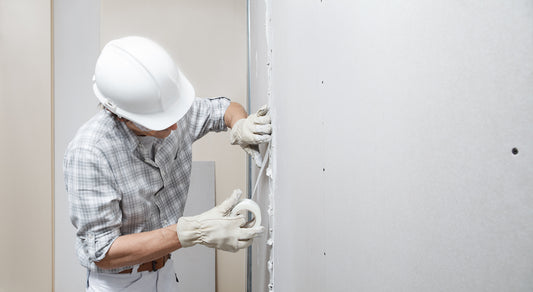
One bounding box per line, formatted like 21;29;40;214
264;0;275;291
249;143;274;292
249;0;275;290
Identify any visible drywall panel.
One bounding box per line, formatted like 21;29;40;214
250;1;327;291
0;0;52;291
250;1;533;291
172;161;216;291
248;0;275;291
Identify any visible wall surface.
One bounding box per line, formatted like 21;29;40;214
53;0;101;290
0;0;52;291
172;162;216;292
248;0;275;291
250;1;533;291
100;1;248;292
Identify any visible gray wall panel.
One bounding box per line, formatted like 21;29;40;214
249;0;274;291
53;0;101;290
172;161;216;292
250;1;533;291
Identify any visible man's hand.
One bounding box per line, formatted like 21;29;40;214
230;105;272;167
176;190;264;252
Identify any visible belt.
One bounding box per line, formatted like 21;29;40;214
119;254;171;274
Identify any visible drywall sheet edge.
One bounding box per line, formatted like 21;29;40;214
250;0;275;291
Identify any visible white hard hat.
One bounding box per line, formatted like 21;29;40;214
93;36;195;131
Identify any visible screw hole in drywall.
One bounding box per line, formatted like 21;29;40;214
512;148;519;155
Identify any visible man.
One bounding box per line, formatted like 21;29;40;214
64;36;270;291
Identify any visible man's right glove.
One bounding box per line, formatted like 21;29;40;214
176;189;264;252
230;105;272;167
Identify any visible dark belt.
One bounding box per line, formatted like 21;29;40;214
119;254;171;274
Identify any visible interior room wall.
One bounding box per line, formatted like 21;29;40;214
53;0;101;290
250;1;533;291
99;1;248;292
0;0;52;291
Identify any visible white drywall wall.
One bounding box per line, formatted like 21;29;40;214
250;1;533;291
249;1;276;291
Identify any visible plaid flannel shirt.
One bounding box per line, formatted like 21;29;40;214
64;97;230;273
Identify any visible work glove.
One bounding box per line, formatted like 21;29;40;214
176;189;264;252
230;105;272;167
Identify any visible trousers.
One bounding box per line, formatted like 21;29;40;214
86;258;179;292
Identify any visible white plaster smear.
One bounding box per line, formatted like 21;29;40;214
250;140;275;291
249;0;275;290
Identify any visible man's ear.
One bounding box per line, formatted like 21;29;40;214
104;107;125;121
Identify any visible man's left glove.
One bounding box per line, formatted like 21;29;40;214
230;105;272;167
176;189;264;252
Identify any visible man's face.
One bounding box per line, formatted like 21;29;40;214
125;120;178;139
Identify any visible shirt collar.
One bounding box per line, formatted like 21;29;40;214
108;111;179;162
104;111;140;152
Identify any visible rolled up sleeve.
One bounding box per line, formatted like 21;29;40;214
64;146;122;268
186;97;231;141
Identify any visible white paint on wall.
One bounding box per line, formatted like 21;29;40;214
249;0;278;291
251;1;533;291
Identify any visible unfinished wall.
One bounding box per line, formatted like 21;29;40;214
250;1;533;291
